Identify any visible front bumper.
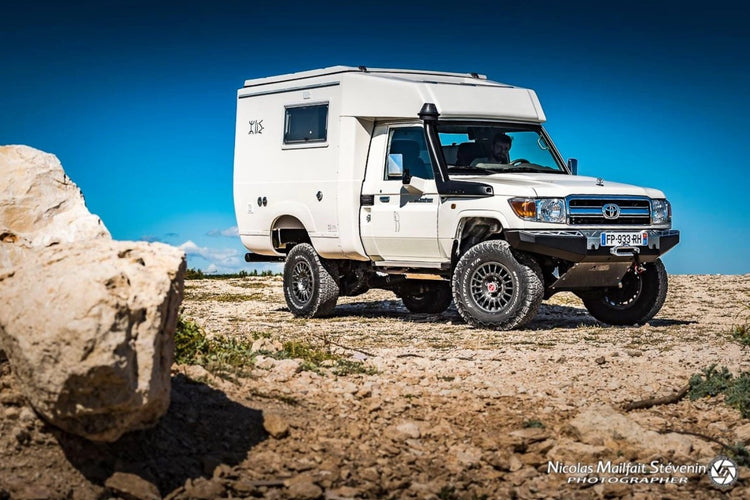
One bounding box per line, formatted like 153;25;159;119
504;229;680;263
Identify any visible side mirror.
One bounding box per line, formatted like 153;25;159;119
402;172;428;195
567;158;578;175
387;153;404;179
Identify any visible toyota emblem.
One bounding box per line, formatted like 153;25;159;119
602;203;621;220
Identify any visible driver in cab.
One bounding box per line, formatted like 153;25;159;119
472;133;512;165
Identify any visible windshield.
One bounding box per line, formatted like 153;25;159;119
438;123;565;175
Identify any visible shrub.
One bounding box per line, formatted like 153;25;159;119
175;320;375;379
689;365;750;420
725;371;750;419
731;323;750;347
174;316;255;379
731;304;750;346
184;268;205;280
688;364;733;400
264;340;376;376
174;316;210;364
523;419;545;429
278;340;336;365
332;359;378;376
726;442;750;467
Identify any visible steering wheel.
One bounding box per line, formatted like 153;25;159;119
510;158;530;166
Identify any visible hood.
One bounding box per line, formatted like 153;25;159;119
453;172;666;199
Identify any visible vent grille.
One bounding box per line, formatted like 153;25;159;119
567;197;651;226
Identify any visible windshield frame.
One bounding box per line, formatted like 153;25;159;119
436;120;569;175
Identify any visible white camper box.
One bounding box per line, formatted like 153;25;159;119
233;66;545;261
233;66;678;330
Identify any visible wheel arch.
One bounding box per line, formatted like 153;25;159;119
452;215;507;266
271;214;311;252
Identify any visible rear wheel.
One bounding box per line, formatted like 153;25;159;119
580;259;668;325
452;240;543;330
398;280;453;314
283;243;339;317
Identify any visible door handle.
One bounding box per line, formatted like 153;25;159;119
379;196;390;203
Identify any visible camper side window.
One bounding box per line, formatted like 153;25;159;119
385;127;435;180
284;104;328;144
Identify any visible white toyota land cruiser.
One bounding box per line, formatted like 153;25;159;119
233;66;679;329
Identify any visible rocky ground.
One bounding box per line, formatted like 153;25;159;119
1;274;749;499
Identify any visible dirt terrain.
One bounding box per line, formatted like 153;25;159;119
1;274;749;499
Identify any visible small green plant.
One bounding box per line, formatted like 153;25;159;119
174;316;255;380
279;340;336;365
730;304;750;346
689;365;750;420
688;364;733;399
725;442;750;467
731;324;750;346
331;359;378;376
725;371;750;418
174;317;210;364
268;340;375;376
522;419;545;429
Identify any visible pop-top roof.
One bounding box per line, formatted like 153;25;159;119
239;66;545;123
243;65;508;88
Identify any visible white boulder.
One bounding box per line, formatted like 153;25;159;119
0;145;186;442
0;145;110;247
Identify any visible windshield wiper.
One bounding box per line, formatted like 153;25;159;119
447;166;494;175
501;166;566;174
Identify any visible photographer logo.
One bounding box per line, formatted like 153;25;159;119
708;456;738;488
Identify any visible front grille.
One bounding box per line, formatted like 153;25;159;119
567;197;651;226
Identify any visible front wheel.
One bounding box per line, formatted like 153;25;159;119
452;240;543;330
398;280;453;314
579;259;668;325
283;243;339;318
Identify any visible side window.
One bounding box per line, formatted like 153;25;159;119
284;104;328;144
385;126;434;180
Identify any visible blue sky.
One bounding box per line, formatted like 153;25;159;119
1;0;747;274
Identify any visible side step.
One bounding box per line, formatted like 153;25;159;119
244;252;285;263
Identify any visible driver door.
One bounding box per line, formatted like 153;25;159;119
360;124;443;262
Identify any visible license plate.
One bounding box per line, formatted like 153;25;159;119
600;231;649;247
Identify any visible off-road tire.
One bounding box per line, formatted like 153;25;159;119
399;280;453;314
283;243;339;318
452;240;543;330
580;258;668;325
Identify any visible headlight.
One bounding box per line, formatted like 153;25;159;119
538;198;566;223
651;199;671;224
509;198;567;223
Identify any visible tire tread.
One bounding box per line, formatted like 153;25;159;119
582;259;668;325
283;243;339;318
452;240;543;330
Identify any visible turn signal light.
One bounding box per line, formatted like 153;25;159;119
510;199;536;219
